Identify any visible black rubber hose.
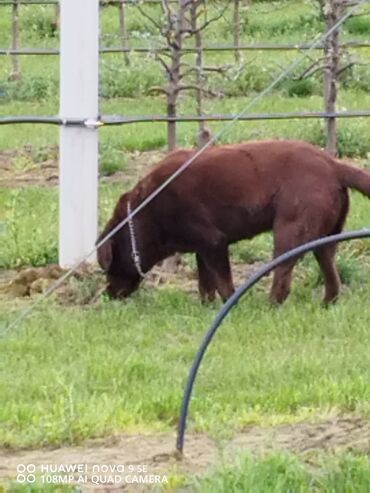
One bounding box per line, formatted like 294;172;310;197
176;228;370;454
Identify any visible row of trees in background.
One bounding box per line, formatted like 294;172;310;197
3;0;369;155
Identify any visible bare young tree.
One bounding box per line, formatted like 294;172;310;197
321;0;344;155
140;0;230;150
297;1;360;155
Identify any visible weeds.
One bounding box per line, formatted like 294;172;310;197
22;5;59;39
0;75;58;102
0;189;58;268
100;57;164;99
346;14;370;35
195;453;370;492
99;143;128;175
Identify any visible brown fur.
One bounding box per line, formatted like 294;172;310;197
97;140;370;303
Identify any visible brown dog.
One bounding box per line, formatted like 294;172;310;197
97;140;370;304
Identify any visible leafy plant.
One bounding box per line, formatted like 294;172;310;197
346;14;370;35
100;57;164;99
1;189;58;268
22;5;59;39
282;78;320;97
217;64;274;96
336;123;370;158
1;76;58;102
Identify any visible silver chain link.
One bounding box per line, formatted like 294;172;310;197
127;201;146;278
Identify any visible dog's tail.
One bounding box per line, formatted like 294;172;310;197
336;160;370;198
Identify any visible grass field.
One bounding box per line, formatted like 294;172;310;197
1;0;370;491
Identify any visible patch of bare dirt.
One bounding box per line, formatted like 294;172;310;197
226;415;370;456
1;417;370;491
0;147;166;189
0;146;59;188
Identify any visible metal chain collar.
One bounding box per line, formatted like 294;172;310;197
127;201;146;278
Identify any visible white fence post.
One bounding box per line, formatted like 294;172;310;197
59;0;99;267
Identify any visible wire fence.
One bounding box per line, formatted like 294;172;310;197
3;0;369;334
1;0;370;152
2;110;370;126
2;40;370;55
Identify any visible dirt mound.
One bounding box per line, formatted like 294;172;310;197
1;417;369;491
0;264;104;305
0;261;268;306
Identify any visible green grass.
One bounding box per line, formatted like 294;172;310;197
0;184;124;268
4;452;370;492
1;2;370;489
2;88;370;156
2;275;370;449
1;184;370;449
194;452;370;492
1;0;370;160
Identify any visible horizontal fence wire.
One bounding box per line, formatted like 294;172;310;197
3;0;367;337
2;111;370;126
1;41;370;56
0;0;178;4
99;110;370;124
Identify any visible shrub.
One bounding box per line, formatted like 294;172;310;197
293;121;369;158
219;64;274;96
346;15;370;35
339;64;370;93
1;76;58;102
336;124;370;158
22;6;58;39
282;78;320;97
100;57;164;98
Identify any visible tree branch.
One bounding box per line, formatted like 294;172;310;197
135;3;162;31
148;85;169;95
155;54;172;78
182;0;231;34
176;83;223;97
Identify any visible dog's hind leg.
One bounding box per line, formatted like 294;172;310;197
314;245;341;304
270;220;309;304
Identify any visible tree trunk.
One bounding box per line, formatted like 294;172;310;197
233;0;241;62
10;0;21;81
167;98;177;151
118;0;130;66
323;0;342;156
166;0;183;152
191;1;205;136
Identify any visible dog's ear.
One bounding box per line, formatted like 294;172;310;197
97;238;112;271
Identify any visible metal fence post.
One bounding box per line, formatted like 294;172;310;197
59;0;100;267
